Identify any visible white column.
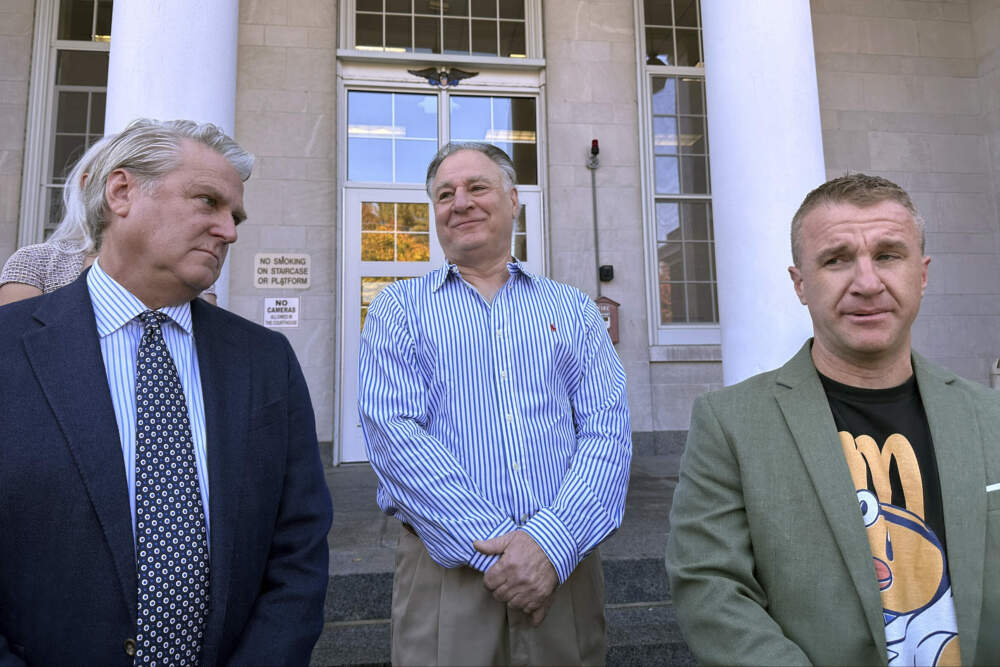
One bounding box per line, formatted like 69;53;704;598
104;0;240;308
701;0;823;385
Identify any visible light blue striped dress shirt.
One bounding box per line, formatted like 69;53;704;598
358;260;631;584
87;260;211;540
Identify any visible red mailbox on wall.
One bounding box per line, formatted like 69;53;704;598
595;296;620;344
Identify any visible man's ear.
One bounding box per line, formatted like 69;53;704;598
104;168;134;217
788;265;807;305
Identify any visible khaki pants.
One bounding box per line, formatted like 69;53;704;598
391;529;606;666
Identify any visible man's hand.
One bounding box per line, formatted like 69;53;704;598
474;530;558;626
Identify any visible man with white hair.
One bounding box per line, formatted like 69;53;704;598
0;118;332;666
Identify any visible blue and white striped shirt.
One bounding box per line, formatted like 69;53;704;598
358;260;631;583
87;260;211;540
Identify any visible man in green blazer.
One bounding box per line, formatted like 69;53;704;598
666;174;1000;666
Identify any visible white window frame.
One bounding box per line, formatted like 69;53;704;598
634;0;719;346
20;0;110;246
338;0;545;68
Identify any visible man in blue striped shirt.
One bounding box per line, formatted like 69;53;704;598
359;142;632;665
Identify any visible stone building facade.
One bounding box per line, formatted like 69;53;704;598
2;0;998;463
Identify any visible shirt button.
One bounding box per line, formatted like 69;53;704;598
499;370;507;379
124;639;137;656
520;513;529;523
496;327;503;336
512;462;521;472
505;413;513;423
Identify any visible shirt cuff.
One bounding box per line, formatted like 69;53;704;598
520;508;579;584
467;517;519;573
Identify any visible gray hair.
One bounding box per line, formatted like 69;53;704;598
791;173;925;267
46;134;116;254
425;142;517;197
83;118;255;248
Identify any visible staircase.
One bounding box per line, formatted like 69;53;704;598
311;432;693;666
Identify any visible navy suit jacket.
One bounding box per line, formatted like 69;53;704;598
0;272;333;666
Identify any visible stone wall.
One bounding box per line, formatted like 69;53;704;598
0;0;32;263
813;0;1000;383
233;0;338;443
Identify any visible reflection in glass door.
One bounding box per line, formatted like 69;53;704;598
339;87;544;462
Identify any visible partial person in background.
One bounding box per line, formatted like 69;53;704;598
0;135;217;306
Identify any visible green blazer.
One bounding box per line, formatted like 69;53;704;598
666;342;1000;666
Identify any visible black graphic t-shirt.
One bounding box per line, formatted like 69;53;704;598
821;373;960;666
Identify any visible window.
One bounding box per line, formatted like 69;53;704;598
341;0;542;61
20;0;112;244
636;0;718;344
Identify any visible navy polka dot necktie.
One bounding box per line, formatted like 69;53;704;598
134;310;209;666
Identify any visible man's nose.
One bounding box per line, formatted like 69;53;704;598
452;187;471;210
850;257;884;295
215;212;238;244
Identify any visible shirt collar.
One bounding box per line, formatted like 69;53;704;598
431;256;540;292
87;259;193;337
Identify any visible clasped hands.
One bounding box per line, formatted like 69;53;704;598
473;530;558;627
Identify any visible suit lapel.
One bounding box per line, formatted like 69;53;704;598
913;355;984;666
192;300;251;664
23;276;137;618
773;343;887;657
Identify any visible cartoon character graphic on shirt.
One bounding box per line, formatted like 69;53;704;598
840;432;960;667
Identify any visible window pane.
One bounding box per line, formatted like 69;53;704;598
660;282;686;324
681;201;711;240
386;15;412;50
655;156;679;194
348;137;393;181
514;206;526;233
651;77;676;114
673;0;698;27
361;202;394;231
499;20;526;57
678;115;706;154
658;242;683;283
443;17;469;53
644;0;670;25
395;93;437;139
499;0;524;19
362;276;396;306
686;283;716;322
450;96;491;140
414;0;437;13
56;51;109;86
653;116;678;155
56;92;89;133
349;90;393;127
361;233;394;260
357;0;382;11
52;135;86;181
645;27;673;66
89;93;106;134
513;234;527;261
471;0;496;18
355;12;383;47
445;0;469;16
683;242;713;281
95;0;113;37
675;28;701;66
395;139;437;183
386;0;411;12
677;78;704;115
397;233;430;261
471;19;497;55
680;155;708;194
655;202;680;242
397;203;429;231
414;16;440;52
58;0;94;41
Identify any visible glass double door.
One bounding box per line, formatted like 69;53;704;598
338;87;543;462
